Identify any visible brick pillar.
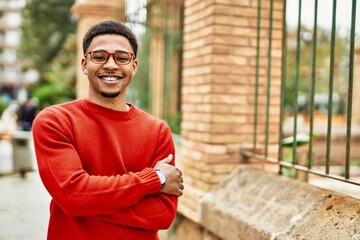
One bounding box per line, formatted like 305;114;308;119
179;0;283;223
71;0;125;99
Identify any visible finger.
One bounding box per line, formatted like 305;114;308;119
179;176;184;183
179;183;184;190
178;191;183;197
176;168;183;176
158;154;173;164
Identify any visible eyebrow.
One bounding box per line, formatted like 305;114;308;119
92;49;131;54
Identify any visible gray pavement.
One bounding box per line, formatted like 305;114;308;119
0;139;50;240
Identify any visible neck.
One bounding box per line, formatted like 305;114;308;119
88;95;129;112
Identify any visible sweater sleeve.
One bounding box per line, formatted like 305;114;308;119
94;193;178;230
93;126;178;230
92;124;178;230
32;108;161;216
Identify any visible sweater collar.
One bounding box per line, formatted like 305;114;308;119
80;99;137;120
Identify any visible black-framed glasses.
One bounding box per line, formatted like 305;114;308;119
85;50;135;65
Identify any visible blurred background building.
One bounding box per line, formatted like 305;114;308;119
0;0;36;104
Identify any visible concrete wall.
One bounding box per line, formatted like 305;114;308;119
200;167;360;240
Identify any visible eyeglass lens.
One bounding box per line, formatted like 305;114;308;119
90;51;132;65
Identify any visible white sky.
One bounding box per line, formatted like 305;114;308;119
287;0;360;36
125;0;360;37
125;0;147;37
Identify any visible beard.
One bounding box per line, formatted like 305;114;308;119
100;91;120;98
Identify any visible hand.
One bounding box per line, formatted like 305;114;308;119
154;154;184;197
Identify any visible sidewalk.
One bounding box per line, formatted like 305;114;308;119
0;172;50;240
0;139;50;240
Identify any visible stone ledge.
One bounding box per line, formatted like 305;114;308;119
199;167;360;240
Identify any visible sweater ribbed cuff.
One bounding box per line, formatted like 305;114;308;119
136;168;161;194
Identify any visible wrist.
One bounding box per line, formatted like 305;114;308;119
155;168;166;189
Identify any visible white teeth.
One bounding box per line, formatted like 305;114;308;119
102;76;118;81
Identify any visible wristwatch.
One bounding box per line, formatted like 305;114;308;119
155;169;166;189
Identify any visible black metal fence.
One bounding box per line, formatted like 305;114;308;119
250;0;360;186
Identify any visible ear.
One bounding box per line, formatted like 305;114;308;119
81;57;88;75
132;58;138;76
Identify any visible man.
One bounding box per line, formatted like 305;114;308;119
17;98;37;131
32;20;184;240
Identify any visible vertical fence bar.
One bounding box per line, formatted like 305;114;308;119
278;0;287;166
326;0;337;174
247;0;359;187
345;0;357;179
308;0;318;169
253;0;261;153
292;0;302;165
265;0;274;158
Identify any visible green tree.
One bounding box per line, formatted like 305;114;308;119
32;34;77;108
19;0;76;108
285;26;349;114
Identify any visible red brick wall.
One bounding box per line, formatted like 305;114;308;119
179;0;283;223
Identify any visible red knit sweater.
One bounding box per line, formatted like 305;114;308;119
32;99;178;240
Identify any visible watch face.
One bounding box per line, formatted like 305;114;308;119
159;172;166;184
156;169;166;184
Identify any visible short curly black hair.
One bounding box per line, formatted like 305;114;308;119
82;20;138;57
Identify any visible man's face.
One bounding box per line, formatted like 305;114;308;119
81;34;138;102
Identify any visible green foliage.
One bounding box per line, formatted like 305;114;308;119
280;133;316;178
282;133;311;147
285;26;349;113
127;32;150;111
166;112;182;135
125;1;183;118
340;167;346;177
281;167;295;178
32;84;73;109
0;96;9;116
19;0;76;75
29;34;77;108
19;0;76;108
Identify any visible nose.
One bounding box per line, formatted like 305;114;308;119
103;54;119;69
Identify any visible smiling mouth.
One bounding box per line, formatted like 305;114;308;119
99;75;124;83
102;76;119;81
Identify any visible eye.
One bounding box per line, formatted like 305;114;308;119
115;53;131;63
91;52;108;62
